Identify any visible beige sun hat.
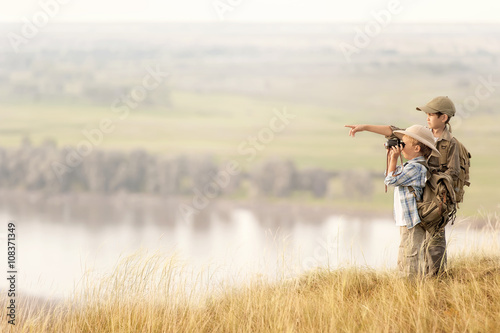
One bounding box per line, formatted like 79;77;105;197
393;125;441;157
416;96;456;118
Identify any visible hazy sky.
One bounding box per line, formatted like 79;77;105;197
1;0;499;23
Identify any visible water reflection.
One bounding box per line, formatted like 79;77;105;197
0;196;498;300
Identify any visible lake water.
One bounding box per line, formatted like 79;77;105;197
0;207;498;300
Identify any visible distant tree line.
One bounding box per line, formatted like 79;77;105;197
0;140;376;199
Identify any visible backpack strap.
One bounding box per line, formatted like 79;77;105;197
408;160;430;199
408;185;417;198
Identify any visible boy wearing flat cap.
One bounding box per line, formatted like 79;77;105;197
414;96;460;276
345;96;460;276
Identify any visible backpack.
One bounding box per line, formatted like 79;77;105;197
410;161;457;230
436;137;471;204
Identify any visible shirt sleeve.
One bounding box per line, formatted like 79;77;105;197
385;125;404;139
384;163;427;188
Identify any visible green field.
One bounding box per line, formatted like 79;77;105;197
1;90;498;217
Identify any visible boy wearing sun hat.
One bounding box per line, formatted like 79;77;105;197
383;125;440;277
345;96;461;277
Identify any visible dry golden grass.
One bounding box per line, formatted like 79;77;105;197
2;235;500;332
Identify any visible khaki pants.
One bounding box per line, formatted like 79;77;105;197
423;226;447;276
398;224;447;277
398;225;426;277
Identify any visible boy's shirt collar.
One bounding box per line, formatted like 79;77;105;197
405;156;426;165
436;127;453;142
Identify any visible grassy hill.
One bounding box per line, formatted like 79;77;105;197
5;248;500;332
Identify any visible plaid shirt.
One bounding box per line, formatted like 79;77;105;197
384;156;428;228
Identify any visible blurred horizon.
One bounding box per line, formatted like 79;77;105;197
1;22;499;217
2;0;500;23
0;10;499;305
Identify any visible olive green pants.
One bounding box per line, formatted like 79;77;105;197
423;227;447;276
398;224;447;277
